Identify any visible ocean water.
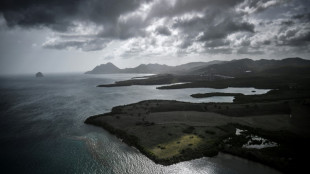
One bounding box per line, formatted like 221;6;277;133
0;73;280;174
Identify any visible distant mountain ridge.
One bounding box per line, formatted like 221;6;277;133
122;63;171;74
85;57;310;76
85;61;221;74
188;57;310;77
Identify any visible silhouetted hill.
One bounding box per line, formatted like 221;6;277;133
85;57;310;75
172;60;223;74
122;64;172;74
85;62;121;74
85;61;222;74
35;72;44;77
188;57;310;77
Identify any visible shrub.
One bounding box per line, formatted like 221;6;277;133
183;126;195;133
199;135;205;138
205;130;216;135
135;122;143;125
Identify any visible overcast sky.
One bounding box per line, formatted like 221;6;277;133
0;0;309;74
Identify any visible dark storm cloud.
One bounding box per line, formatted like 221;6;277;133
276;10;310;47
146;0;244;19
238;0;284;13
170;2;254;51
292;13;310;22
1;0;80;31
206;48;233;54
262;40;271;45
179;38;193;49
155;26;171;36
277;29;310;46
0;0;308;55
204;39;230;48
0;0;144;32
197;20;254;41
280;20;294;26
237;47;264;55
98;14;147;40
43;39;109;51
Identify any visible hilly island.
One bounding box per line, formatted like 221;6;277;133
85;57;310;173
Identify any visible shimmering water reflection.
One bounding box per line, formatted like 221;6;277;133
0;73;279;174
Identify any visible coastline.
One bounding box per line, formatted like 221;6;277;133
84;99;310;173
85;115;220;165
190;92;244;98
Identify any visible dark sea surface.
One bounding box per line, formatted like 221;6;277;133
0;73;281;174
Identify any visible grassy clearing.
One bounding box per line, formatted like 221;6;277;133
149;134;203;159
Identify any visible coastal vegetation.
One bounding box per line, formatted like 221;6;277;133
191;92;244;98
85;97;310;173
86;57;310;173
96;58;310;90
